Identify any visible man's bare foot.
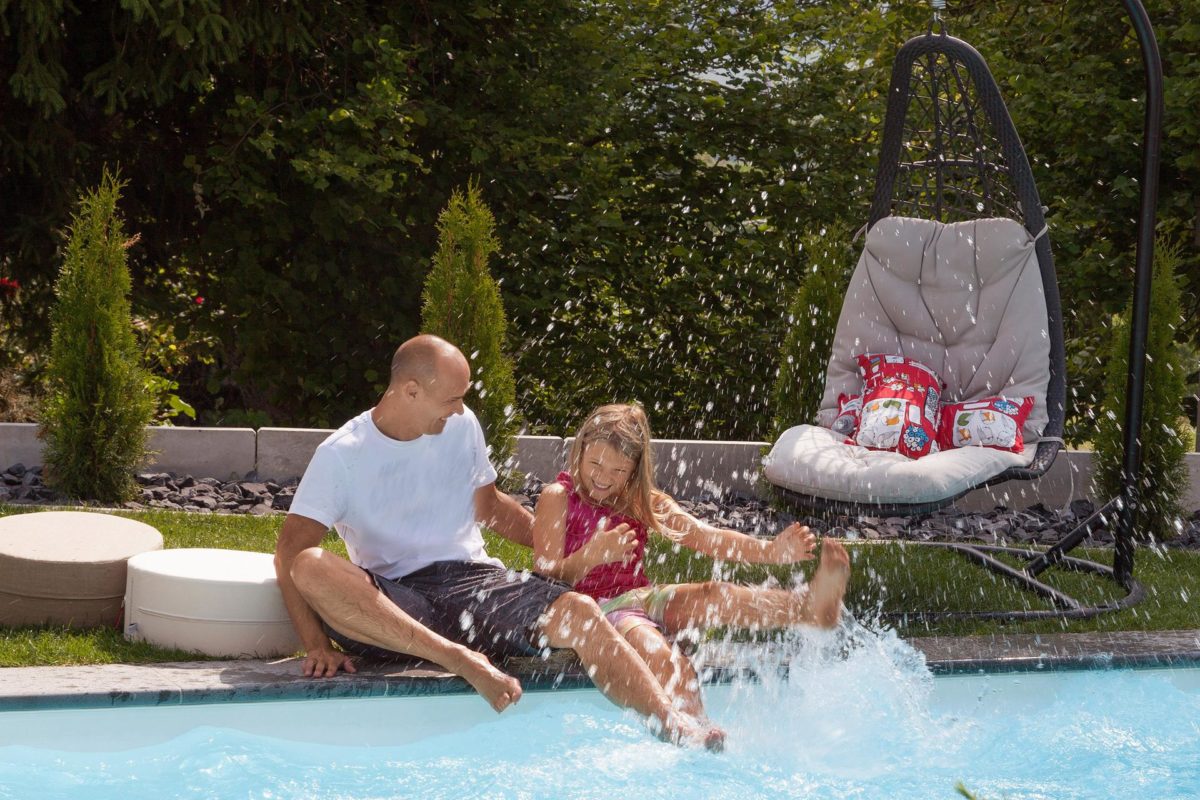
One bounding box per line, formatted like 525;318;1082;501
450;648;523;712
805;539;851;628
658;712;727;752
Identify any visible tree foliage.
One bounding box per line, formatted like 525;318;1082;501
40;171;153;502
1;3;424;425
771;223;856;438
1094;236;1190;541
1;1;1196;445
422;183;519;474
900;1;1200;444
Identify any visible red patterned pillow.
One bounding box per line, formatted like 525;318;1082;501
831;393;862;440
852;354;943;459
855;382;940;458
938;396;1035;453
856;353;944;395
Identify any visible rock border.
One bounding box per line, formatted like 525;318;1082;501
4;464;1200;551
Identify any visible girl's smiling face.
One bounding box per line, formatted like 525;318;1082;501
579;440;637;505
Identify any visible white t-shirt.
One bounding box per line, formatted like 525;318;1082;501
290;407;502;580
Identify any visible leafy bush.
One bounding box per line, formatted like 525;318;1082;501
199;405;274;430
0;276;39;424
421;182;520;475
771;225;857;438
39;171;154;502
0;371;38;424
2;2;1196;440
132;264;217;424
1093;236;1190;540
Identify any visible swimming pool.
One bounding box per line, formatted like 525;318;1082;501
2;638;1198;799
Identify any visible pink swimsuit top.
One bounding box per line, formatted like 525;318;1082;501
556;471;650;601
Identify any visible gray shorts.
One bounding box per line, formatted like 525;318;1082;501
323;560;570;662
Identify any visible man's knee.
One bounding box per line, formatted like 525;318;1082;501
290;547;331;593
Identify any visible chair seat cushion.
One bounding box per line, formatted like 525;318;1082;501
763;424;1034;505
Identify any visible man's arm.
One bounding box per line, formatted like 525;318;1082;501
475;482;534;548
274;513;357;677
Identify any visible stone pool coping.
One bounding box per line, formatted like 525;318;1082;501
2;629;1198;712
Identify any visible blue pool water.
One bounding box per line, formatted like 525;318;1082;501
2;632;1198;800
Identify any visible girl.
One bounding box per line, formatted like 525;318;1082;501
532;403;851;724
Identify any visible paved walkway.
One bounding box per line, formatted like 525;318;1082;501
2;630;1198;711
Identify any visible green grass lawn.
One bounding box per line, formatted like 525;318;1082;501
2;505;1198;667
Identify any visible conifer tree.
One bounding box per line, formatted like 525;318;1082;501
1094;236;1190;541
771;225;855;438
40;170;154;502
421;182;519;477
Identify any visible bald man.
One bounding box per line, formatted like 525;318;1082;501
274;335;722;748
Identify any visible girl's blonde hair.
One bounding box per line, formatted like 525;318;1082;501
567;403;684;537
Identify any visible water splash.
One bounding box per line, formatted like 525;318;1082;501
697;619;955;771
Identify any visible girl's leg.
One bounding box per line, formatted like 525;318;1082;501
660;581;802;630
660;540;851;631
622;624;707;720
537;593;724;750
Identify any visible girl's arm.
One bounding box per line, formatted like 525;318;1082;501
531;484;639;584
659;496;816;565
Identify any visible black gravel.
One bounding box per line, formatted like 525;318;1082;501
5;463;1200;550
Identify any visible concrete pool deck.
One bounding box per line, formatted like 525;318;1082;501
3;629;1198;712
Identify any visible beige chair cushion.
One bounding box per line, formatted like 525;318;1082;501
765;215;1049;504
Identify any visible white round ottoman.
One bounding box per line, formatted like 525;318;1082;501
124;548;301;658
0;511;163;628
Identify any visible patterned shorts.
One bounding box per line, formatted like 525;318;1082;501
599;584;680;636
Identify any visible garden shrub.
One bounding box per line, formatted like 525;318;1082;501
133;293;217;424
40;171;154;502
0;371;38;424
3;2;1196;442
1093;235;1190;540
421;182;520;477
771;224;856;439
0;275;21;374
0;277;39;425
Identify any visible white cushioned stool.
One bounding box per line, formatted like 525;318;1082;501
0;511;163;628
124;548;300;658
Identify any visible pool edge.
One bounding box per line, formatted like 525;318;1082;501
2;629;1198;711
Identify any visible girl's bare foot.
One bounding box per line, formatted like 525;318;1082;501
450;648;523;712
658;711;727;752
805;539;851;628
701;724;727;752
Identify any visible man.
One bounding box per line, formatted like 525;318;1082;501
274;334;721;748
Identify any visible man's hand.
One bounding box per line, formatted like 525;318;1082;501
581;521;640;569
767;523;818;564
302;646;358;678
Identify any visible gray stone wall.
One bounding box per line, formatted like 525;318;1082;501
3;421;1199;507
